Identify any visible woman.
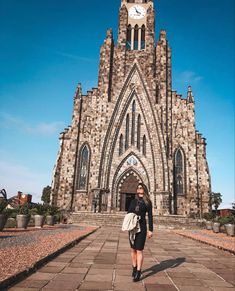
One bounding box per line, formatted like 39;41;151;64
128;183;153;282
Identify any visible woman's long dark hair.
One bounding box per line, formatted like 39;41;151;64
136;182;151;206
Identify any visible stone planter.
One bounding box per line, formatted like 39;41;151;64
34;215;45;228
225;224;235;236
16;215;29;229
213;222;220;233
46;215;54;226
0;213;7;231
205;220;213;230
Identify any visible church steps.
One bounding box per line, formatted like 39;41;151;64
71;212;204;229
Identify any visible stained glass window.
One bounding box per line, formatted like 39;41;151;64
77;145;89;190
141;25;145;49
143;135;146;156
137;114;141;150
174;149;184;195
131;101;136;145
125;114;130;150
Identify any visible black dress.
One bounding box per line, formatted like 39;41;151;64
128;197;153;251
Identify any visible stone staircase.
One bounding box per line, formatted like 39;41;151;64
72;212;204;229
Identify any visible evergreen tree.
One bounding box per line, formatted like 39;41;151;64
41;186;51;204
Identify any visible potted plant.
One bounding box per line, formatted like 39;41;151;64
224;216;235;237
212;217;220;233
16;203;31;229
46;205;59;226
33;203;47;228
203;212;215;230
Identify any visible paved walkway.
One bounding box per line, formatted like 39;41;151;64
8;227;235;291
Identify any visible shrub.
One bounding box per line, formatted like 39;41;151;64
34;203;48;215
218;215;235;225
47;205;60;216
4;208;17;218
16;203;31;216
54;212;63;223
203;212;215;221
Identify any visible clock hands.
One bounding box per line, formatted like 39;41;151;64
129;6;145;18
135;7;141;15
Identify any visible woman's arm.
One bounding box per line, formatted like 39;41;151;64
147;202;153;232
128;199;136;213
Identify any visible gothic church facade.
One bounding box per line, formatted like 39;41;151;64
51;0;211;216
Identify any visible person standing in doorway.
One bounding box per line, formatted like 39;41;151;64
128;182;153;282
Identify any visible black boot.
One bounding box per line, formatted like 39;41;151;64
132;266;137;278
133;270;141;282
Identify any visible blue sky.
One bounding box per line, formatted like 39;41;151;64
0;0;234;206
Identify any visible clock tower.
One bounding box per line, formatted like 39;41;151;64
99;0;157;102
119;0;154;52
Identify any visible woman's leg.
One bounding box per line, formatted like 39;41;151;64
131;248;137;267
136;250;143;270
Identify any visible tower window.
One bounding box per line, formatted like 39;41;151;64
119;134;124;156
134;25;139;50
131;100;136;145
141;25;145;49
143;135;147;156
126;25;132;50
125;114;130;150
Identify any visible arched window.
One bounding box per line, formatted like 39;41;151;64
77;145;89;190
119;134;124;156
156;84;159;104
143;135;147;156
125;114;130;150
126;25;132;50
141;25;145;49
137;114;141;150
174;148;184;195
134;25;139;50
131;100;136;145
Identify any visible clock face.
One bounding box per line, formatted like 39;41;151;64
128;5;146;20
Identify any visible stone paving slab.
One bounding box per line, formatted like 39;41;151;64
6;227;235;291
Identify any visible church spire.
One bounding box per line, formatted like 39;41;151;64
187;86;194;103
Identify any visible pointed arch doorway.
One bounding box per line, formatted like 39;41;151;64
119;173;140;211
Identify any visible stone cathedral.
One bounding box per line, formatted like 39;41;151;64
51;0;211;216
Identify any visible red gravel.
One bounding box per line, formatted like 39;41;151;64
0;225;97;283
173;229;235;253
